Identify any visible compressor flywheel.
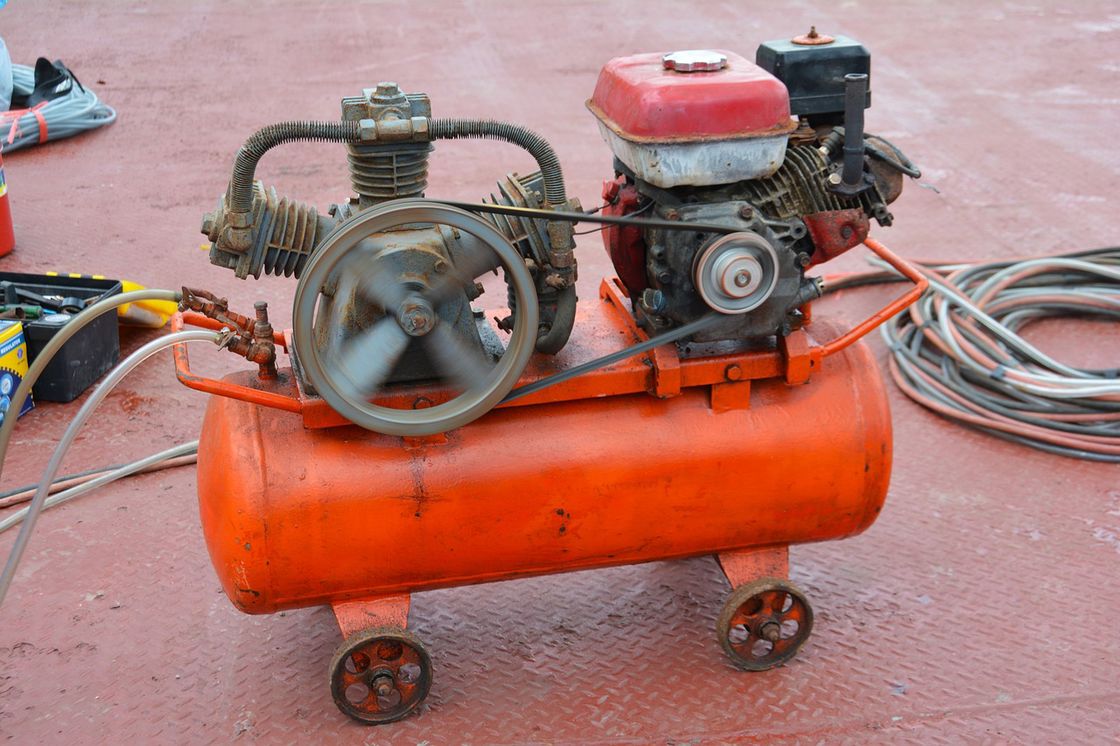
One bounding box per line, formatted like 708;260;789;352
293;200;538;436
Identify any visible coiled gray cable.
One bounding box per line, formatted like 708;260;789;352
1;64;117;153
843;248;1120;461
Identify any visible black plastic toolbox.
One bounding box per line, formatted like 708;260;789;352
0;272;122;402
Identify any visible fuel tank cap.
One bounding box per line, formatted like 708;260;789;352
662;50;727;72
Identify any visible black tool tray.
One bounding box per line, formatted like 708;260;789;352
0;272;122;402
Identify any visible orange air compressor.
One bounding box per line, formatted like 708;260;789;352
183;37;925;724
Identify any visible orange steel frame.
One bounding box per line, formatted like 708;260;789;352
173;238;926;424
327;545;788;638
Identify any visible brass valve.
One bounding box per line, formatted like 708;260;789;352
180;287;277;379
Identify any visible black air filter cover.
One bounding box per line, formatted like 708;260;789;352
756;35;871;117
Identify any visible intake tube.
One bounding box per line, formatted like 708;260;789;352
429;118;576;354
535;285;578;355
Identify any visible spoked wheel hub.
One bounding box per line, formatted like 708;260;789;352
716;577;814;670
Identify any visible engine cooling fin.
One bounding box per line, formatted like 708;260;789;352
740;145;887;222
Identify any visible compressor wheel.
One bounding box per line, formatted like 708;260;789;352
292;200;538;436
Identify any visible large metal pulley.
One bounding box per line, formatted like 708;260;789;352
293;200;538;436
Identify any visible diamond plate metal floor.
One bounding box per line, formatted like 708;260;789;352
2;1;1119;743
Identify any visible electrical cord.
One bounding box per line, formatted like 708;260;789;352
2;63;117;152
0;329;222;606
572;200;654;235
825;247;1120;461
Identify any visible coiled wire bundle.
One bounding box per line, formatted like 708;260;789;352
1;63;117;153
826;247;1120;461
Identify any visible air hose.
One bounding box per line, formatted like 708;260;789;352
0;441;199;533
0;329;222;606
0;450;197;509
824;247;1120;461
0;288;183;479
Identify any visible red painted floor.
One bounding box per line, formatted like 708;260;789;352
1;1;1119;742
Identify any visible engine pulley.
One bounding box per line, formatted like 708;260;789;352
693;232;779;314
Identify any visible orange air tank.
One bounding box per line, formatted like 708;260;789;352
195;331;891;615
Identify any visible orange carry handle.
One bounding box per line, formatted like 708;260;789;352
818;237;929;358
171;312;301;413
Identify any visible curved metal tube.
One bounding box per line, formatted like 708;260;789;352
535;285;578;355
226;120;362;215
428;118;567;206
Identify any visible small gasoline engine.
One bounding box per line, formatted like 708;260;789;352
181;30;925;724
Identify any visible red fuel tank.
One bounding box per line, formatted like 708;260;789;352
195;330;891;615
586;50;797;187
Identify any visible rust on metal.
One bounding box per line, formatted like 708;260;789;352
171;312;301;413
328;627;432;724
332;596;412;639
717;546;790;588
586;99;799;144
716;577;814;670
792;26;835;46
788;117;819;146
803;209;870;268
179;288;280;378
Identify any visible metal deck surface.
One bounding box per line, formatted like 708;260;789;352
1;2;1118;742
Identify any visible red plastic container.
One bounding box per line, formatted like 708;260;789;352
0;152;14;256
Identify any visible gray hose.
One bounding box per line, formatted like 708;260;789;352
0;288;182;480
227;120;362;215
0;329;221;606
0;440;199;534
428;119;567;206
